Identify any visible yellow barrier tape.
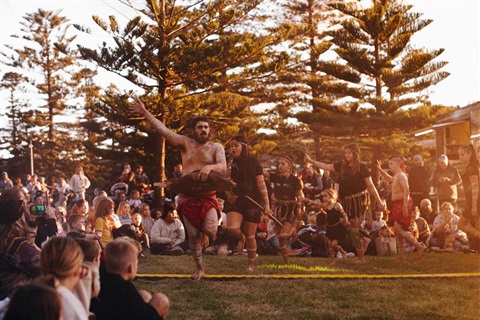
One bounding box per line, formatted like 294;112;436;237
137;273;480;279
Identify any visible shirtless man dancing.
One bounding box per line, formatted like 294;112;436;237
130;99;226;280
380;156;425;260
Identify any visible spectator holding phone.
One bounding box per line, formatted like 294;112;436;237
28;191;58;248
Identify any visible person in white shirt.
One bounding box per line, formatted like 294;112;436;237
69;166;91;201
150;202;187;255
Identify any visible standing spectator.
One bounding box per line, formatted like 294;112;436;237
26;174;41;198
13;177;30;201
457;144;480;251
38;176;49;193
431;154;461;208
408;155;432;208
0;172;13;192
150;202;187;255
52;177;73;209
306;144;384;263
134;165;151;196
69;166;91;201
321;170;334;190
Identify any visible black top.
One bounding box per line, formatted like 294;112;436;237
408;165;431;194
333;162;370;199
93;270;163;320
270;173;302;200
231;156;264;205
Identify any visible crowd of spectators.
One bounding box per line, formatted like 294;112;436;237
0;145;479;317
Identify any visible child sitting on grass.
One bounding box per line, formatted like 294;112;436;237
95;237;170;320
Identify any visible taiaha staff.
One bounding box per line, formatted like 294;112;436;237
244;195;284;228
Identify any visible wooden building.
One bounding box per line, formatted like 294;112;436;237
433;101;480;161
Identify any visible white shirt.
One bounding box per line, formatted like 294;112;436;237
57;285;89;320
150;218;186;247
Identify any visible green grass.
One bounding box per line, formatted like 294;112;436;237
135;252;480;320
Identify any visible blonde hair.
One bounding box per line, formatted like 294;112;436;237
321;188;338;201
116;201;131;218
40;236;83;283
104;237;139;274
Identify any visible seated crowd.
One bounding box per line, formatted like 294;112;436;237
0;152;478;319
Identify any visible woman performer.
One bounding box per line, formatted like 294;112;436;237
305;143;384;263
457;144;480;251
225;136;272;272
269;155;303;264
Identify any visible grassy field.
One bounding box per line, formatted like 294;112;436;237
136;252;480;320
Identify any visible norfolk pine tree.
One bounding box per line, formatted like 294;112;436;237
76;0;293;204
295;0;450;176
1;9;92;177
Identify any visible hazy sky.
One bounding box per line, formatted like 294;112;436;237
0;0;479;129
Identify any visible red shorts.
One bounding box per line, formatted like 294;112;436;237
178;193;220;229
388;198;412;228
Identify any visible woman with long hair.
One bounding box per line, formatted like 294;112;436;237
457;144;480;251
305;144;384;263
225;136;272;271
38;236;88;319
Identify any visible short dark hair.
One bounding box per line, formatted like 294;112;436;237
190;116;209;129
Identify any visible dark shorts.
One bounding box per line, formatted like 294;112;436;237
225;197;262;224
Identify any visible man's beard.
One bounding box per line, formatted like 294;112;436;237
194;132;209;144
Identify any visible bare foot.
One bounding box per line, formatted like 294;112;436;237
191;268;205;281
415;244;426;260
341;252;347;259
396;255;406;261
354;258;367;264
283;254;290;264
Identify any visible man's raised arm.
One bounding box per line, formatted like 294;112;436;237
129;98;184;148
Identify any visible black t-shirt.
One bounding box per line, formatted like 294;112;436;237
231;156;264;204
270;173;302;200
333;162;370;199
